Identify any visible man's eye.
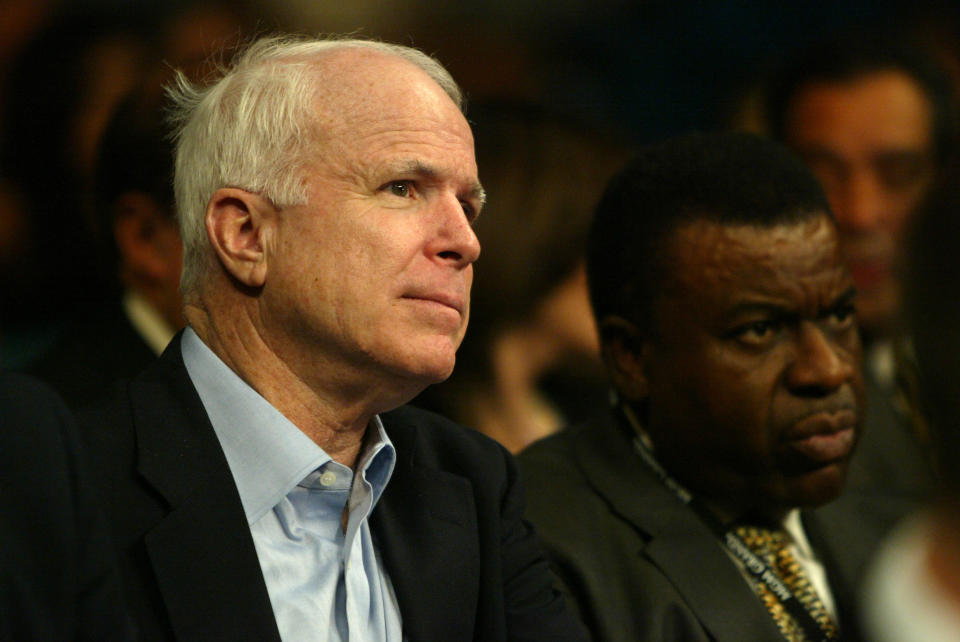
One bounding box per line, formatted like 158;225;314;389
386;181;412;197
460;200;478;223
827;305;856;329
877;155;931;192
732;320;780;344
746;321;775;337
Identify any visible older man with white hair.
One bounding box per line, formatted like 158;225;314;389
80;35;584;641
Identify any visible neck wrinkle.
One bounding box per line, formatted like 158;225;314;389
184;302;371;469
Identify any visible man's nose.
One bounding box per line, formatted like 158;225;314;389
431;195;481;266
786;322;856;395
833;170;885;233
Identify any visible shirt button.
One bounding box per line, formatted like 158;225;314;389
320;470;337;487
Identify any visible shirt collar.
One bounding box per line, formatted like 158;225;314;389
123;289;177;356
180;326;396;525
866;340;896;389
783;509;813;558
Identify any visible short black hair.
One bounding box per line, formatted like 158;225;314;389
94;94;175;219
587;131;830;333
766;30;958;164
92;89;175;278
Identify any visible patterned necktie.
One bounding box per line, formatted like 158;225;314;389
733;525;839;641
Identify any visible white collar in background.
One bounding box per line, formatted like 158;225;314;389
866;340;895;389
123;289;176;355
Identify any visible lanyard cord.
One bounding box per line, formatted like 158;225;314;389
620;403;837;642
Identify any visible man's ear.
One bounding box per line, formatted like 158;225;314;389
205;187;276;288
599;316;650;402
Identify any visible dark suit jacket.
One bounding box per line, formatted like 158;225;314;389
79;336;584;641
28;303;158;409
518;410;886;642
0;371;132;641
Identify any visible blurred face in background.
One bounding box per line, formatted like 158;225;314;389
784;70;935;338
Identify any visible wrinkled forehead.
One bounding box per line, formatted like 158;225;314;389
663;216;851;308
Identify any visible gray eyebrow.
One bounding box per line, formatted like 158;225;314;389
472;183;487;206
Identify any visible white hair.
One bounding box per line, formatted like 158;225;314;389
167;35;464;296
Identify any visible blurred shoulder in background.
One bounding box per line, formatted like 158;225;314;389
0;370;132;640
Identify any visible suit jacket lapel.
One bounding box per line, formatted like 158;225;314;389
131;338;281;641
573;412;786;641
372;413;480;642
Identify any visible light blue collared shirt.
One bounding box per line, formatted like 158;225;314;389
181;328;402;641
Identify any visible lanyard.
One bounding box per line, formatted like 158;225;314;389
620;403;837;642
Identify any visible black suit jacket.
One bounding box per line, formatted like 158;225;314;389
0;371;132;641
79;336;584;641
518;410;885;642
28;303;158;409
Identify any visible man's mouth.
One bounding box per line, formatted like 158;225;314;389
401;292;464;315
783;408;857;464
787;428;855;462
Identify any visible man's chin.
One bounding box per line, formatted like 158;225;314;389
401;352;457;387
421;362;456;386
784;460;850;508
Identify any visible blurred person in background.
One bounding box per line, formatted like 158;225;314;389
0;370;132;640
0;7;148;366
27;89;185;408
414;101;630;452
18;1;251;406
0;1;251;369
764;31;959;500
861;159;960;642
